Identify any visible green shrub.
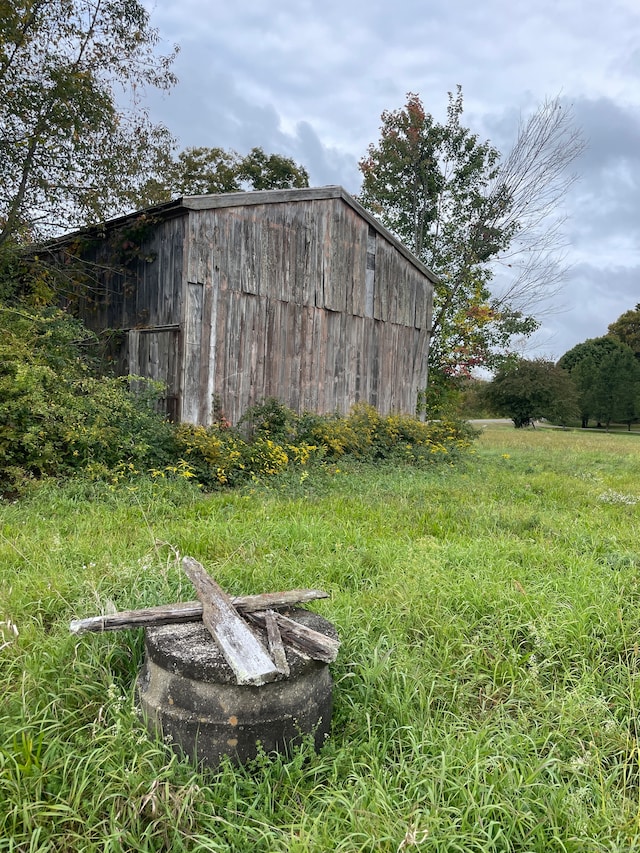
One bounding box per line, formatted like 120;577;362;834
298;411;364;458
0;305;475;497
173;423;245;488
237;396;299;441
171;401;475;490
0;305;176;495
298;404;475;464
242;436;290;477
173;421;321;489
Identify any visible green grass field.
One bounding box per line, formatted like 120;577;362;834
2;425;640;852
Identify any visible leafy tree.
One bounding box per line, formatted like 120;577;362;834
236;147;310;191
600;346;640;428
558;337;618;426
359;89;514;379
608;304;640;359
557;336;622;374
483;358;579;428
568;354;600;429
358;89;583;384
558;337;640;428
455;376;493;419
141;146;309;205
0;0;177;247
142;147;240;201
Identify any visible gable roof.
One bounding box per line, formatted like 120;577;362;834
178;186;438;283
47;185;438;284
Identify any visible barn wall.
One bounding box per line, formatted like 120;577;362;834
182;198;432;425
68;214;186;418
62;192;432;426
71;215;185;331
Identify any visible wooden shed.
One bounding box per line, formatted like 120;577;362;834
59;186;435;425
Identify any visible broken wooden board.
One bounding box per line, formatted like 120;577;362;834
69;589;329;635
264;609;290;677
182;556;279;686
247;610;340;663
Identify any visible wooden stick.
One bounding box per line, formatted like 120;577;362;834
247;611;340;664
69;589;329;635
265;610;290;676
182;557;279;686
234;589;329;614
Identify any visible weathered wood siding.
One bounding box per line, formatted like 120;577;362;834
67;215;186;418
183;198;432;425
127;328;181;420
63;188;433;425
72;215;185;331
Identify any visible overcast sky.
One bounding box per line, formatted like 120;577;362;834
143;0;640;361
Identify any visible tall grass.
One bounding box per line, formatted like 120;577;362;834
2;427;640;851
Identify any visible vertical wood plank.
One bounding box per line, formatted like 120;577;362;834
182;282;203;424
265;610;290;676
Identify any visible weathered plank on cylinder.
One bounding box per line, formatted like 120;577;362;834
265;609;290;676
69;601;203;635
235;589;329;614
248;611;340;664
69;589;330;635
182;556;278;686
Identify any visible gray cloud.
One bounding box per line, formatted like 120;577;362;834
143;0;640;361
147;43;360;188
573;97;640;171
528;262;640;359
561;98;640;253
293;122;359;188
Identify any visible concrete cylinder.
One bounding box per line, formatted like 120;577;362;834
137;609;336;767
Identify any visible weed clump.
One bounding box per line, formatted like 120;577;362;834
0;313;475;503
170;400;474;492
